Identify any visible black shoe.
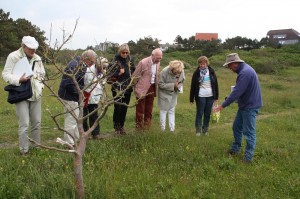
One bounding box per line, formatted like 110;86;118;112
202;127;208;136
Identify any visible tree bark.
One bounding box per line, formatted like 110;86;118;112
73;132;88;198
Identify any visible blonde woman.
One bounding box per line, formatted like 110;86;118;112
109;44;135;135
158;60;185;133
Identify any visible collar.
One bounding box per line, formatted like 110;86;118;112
236;63;243;73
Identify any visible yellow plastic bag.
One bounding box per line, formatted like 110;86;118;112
211;103;220;123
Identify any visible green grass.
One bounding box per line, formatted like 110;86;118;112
0;64;300;198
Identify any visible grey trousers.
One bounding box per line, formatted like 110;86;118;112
15;99;42;153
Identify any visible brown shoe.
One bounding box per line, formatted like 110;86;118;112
241;159;252;164
20;151;29;157
227;149;238;156
114;129;121;136
136;124;144;132
120;127;126;135
93;135;102;140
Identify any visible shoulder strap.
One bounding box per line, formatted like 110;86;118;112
88;83;98;94
32;60;38;70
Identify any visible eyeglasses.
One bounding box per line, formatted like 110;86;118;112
121;52;129;55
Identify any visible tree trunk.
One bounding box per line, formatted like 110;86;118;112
74;152;84;198
73;133;88;199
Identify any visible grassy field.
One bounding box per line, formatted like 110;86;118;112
0;63;300;198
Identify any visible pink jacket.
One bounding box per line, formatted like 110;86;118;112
132;56;160;98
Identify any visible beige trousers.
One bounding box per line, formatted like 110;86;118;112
15;99;41;153
62;100;79;145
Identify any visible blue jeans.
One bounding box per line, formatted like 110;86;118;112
195;96;214;132
230;108;259;161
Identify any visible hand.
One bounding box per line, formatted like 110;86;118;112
213;100;218;107
96;64;103;73
213;105;223;112
119;68;125;75
174;82;179;91
19;73;30;83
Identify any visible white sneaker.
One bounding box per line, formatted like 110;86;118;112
196;132;201;136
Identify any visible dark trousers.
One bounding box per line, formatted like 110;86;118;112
83;104;100;136
112;91;131;130
136;84;155;130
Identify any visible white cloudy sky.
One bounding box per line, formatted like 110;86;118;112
2;0;299;49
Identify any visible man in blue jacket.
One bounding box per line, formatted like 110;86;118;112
214;53;262;162
58;50;96;145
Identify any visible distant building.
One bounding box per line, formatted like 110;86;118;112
159;43;179;51
95;42;119;52
267;29;300;46
195;33;218;41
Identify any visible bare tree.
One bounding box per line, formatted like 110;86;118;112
29;20;140;198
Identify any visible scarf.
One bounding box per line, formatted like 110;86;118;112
198;67;208;84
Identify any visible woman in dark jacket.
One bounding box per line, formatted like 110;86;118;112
108;43;135;135
190;56;219;136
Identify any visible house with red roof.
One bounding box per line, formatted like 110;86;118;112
195;33;218;41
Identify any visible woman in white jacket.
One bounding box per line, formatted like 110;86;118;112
158;60;185;133
83;55;107;139
2;36;45;155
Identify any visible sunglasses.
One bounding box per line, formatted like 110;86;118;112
121;52;129;55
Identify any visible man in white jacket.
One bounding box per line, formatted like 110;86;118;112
2;36;45;156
